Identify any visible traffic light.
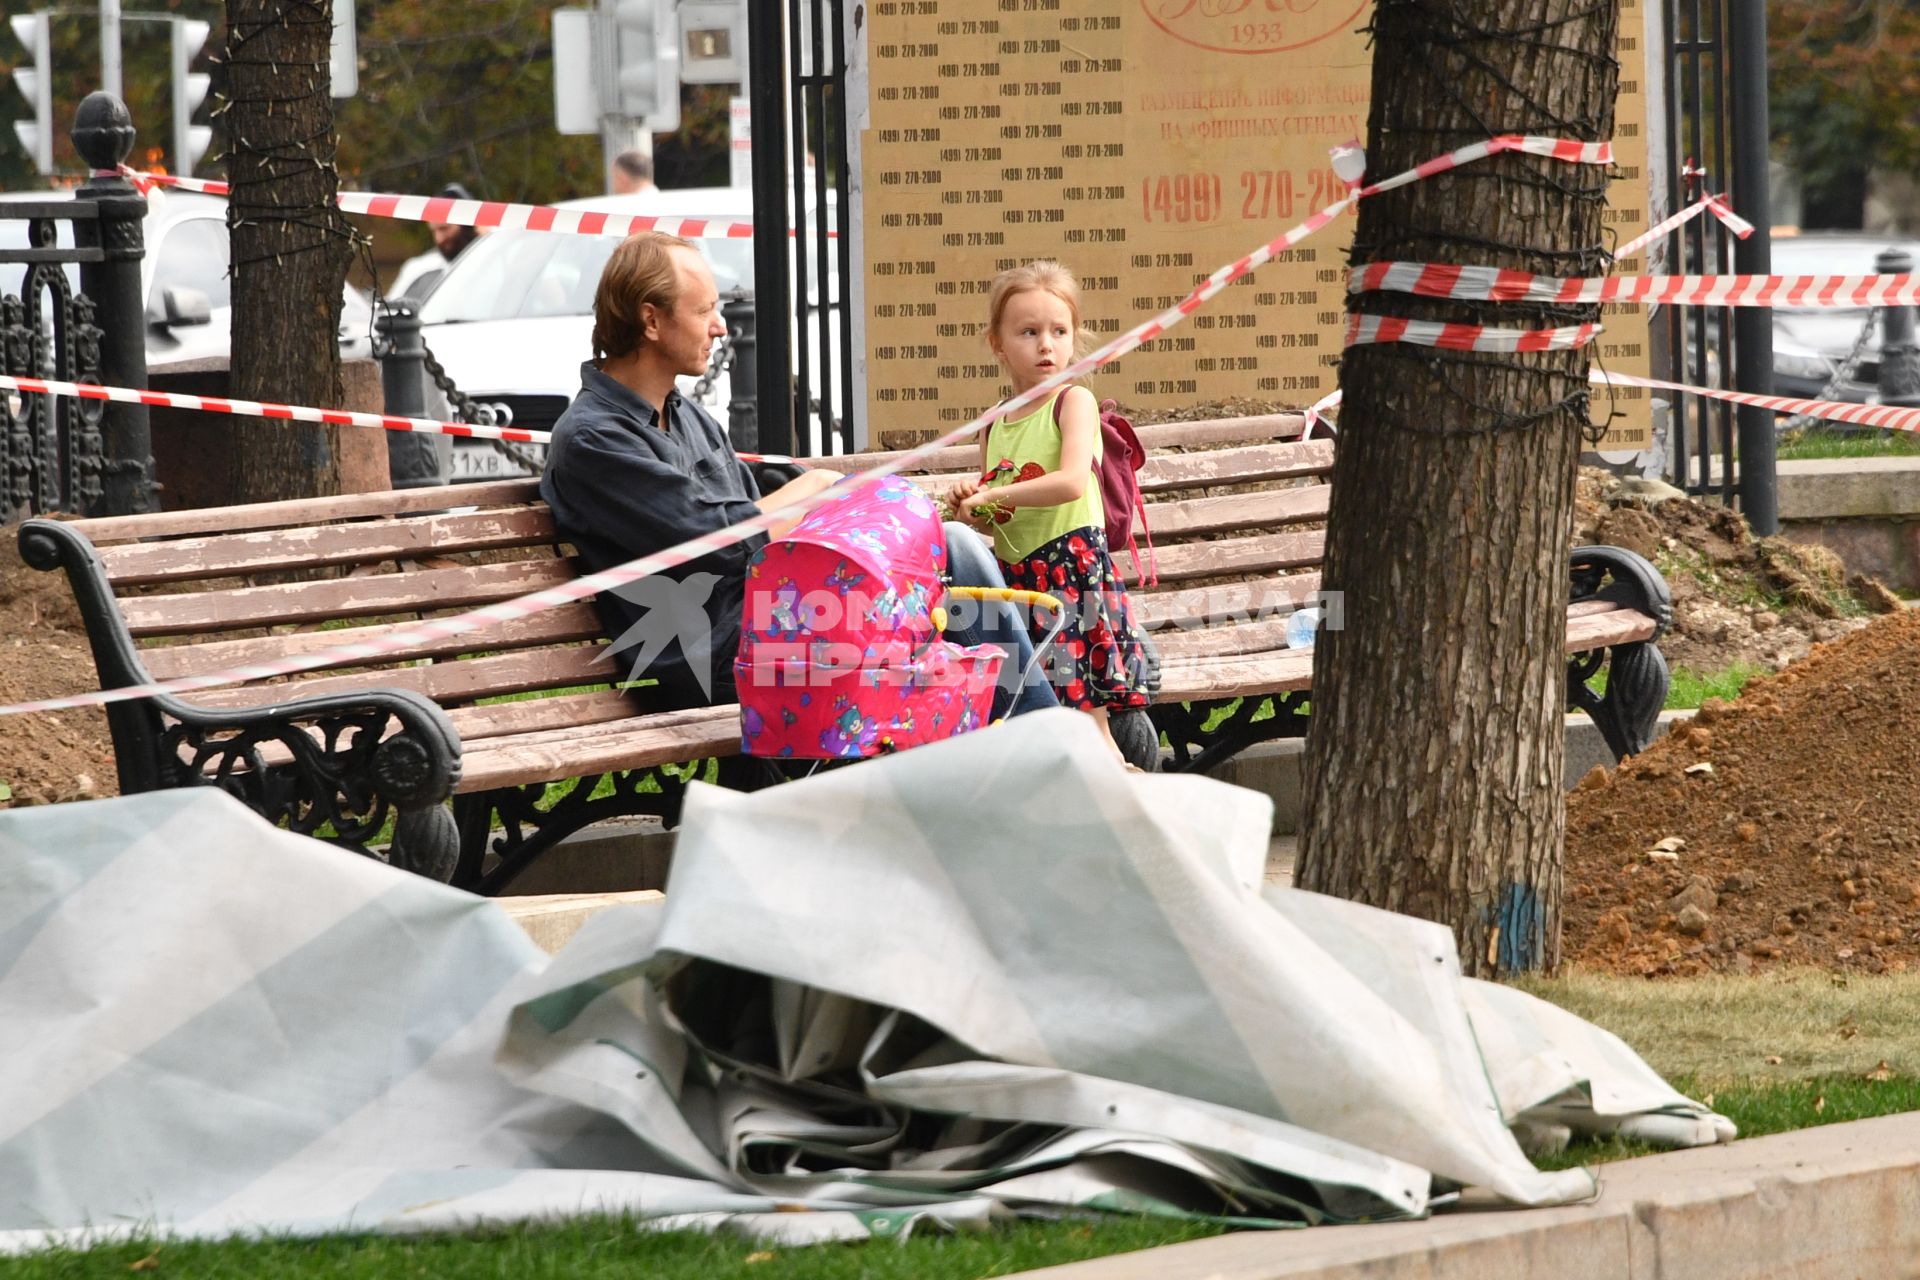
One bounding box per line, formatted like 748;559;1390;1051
9;12;53;176
170;17;212;174
610;0;680;132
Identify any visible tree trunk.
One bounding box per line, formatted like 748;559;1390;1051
1294;0;1619;977
221;0;353;503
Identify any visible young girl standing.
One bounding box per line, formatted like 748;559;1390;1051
949;260;1152;763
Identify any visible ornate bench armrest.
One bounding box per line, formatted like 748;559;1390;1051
19;517;463;880
1567;544;1673;762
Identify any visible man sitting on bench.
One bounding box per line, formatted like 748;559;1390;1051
541;229;1059;722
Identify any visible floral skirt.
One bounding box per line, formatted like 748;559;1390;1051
999;525;1152;711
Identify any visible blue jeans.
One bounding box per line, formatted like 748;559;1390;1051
942;521;1059;720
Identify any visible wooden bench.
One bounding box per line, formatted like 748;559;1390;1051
19;411;1670;894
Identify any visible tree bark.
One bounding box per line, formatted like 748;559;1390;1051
222;0;354;503
1294;0;1619;976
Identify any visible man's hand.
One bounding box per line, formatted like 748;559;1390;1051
757;467;844;538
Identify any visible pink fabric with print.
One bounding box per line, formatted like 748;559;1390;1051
735;476;1004;759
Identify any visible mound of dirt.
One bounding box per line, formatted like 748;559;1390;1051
1564;609;1920;977
1573;468;1899;675
0;539;117;807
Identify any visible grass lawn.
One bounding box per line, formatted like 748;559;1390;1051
3;1215;1224;1280
1512;968;1920;1085
1775;430;1920;461
1517;968;1920;1171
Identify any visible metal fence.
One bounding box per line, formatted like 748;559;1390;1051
1657;0;1775;530
0;93;155;522
747;0;856;457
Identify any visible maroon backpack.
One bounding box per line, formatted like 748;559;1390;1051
1054;393;1157;585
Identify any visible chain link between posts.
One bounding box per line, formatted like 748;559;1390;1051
1778;307;1882;436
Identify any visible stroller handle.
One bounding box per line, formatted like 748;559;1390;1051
945;585;1063;613
936;586;1069;700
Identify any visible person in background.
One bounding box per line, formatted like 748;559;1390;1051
389;183;482;302
611;150;656;196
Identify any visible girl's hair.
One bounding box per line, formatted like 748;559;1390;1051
984;260;1095;361
592;230;698;362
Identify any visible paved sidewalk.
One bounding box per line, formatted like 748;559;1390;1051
1011;1111;1920;1280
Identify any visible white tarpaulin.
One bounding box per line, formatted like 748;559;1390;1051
0;710;1730;1251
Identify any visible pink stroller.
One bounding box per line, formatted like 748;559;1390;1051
734;476;1059;760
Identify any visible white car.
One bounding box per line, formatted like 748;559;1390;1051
0;187;374;370
413;186;843;482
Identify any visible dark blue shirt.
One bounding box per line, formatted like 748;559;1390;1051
541;363;764;709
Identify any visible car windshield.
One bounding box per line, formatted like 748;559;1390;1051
417;229;755;325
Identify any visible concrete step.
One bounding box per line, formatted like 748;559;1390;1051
499;889;663;952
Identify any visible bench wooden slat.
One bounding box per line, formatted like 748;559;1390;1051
1157;650;1317;700
1136;439;1335;491
1565;607;1660;649
119;557;579;636
68;479;544;544
460;706;741;792
456;701;739;757
1154;615;1297;662
1133;572;1323;629
138;602;605;680
1145;485;1329;539
1152;607;1661;701
443;688;639;742
1152;601;1653;663
177;641;613;711
894;439;1336;499
99;506;560;586
1146;530;1325;583
832;413;1306;475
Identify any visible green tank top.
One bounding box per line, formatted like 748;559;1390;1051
981;388;1105;564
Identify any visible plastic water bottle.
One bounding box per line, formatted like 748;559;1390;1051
1285;606;1321;650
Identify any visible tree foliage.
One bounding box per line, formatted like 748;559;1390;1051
3;1;729;216
1770;0;1920;227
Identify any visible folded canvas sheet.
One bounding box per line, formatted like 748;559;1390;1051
0;710;1730;1251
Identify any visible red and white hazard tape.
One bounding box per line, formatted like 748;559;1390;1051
0;374;822;462
0;136;1610;719
1593;368;1920;435
1344;314;1603;352
1291;374;1920;441
1613;192;1754;262
1350;261;1920;310
1300;386;1342;439
1350;135;1612;198
0;374;551;445
115;169;816;242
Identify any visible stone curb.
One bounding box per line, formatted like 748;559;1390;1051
1007;1112;1920;1280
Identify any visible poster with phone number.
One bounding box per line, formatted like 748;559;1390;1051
861;0;1650;450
